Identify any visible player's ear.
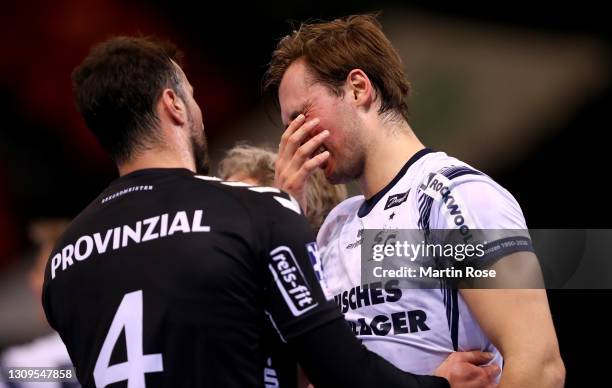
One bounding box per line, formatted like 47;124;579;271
160;88;187;126
346;69;374;110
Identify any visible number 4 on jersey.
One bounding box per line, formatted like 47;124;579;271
94;290;163;387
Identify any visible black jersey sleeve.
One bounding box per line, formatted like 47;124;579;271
293;318;449;388
256;192;341;340
254;192;449;388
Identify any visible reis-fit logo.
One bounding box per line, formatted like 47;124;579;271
269;246;318;316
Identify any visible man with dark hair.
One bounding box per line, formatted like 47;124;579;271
267;14;565;388
43;36;490;387
71;36;208;172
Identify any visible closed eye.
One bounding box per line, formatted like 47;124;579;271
284;101;313;129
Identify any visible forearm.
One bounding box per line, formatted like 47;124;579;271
499;353;565;388
461;281;564;388
290;318;449;388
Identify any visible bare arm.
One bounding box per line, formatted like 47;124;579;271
461;252;565;388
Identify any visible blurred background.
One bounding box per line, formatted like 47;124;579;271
1;1;610;386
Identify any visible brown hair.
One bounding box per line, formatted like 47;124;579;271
264;14;411;121
72;36;184;163
218;144;347;231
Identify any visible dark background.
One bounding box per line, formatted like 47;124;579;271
1;1;610;386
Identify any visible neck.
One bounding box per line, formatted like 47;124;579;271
358;119;425;199
118;147;196;177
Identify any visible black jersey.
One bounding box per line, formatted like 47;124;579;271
42;168;450;388
42;168;339;387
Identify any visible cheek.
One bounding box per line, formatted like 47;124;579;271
310;121;337;148
318;127;344;156
316;117;342;140
306;104;346;147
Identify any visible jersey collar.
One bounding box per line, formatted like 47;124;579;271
357;148;435;218
109;168;195;186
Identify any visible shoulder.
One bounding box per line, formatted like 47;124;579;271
317;195;363;246
321;195;363;225
417;156;516;206
170;174;304;219
205;176;303;216
415;155;526;229
415;152;485;184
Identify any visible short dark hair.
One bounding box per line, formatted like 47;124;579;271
72;36;184;163
264;14;411;121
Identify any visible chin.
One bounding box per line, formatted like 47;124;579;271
325;170;350;185
322;161;338;183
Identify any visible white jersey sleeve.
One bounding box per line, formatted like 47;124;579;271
418;165;533;267
428;173;527;230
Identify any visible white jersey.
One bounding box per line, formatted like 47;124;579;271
316;148;531;375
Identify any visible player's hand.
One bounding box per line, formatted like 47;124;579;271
434;351;500;388
275;114;330;214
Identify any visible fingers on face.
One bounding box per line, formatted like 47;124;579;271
294;153;328;183
287;118;320;153
277;115;327;185
295;130;329;161
302;151;330;173
279;114;306;150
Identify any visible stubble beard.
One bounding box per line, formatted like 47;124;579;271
326;118;366;185
187;109;209;175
